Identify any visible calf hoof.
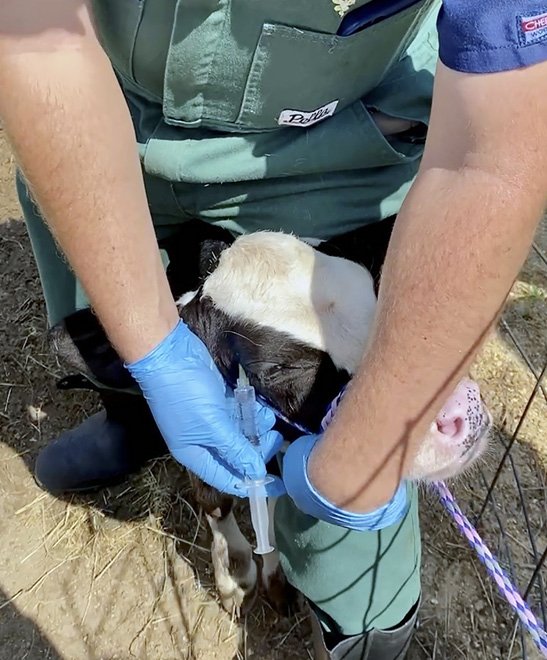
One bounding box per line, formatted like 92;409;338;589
208;514;258;616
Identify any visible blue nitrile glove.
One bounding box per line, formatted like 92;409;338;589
283;434;409;531
126;320;285;498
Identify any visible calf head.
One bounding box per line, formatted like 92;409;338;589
178;231;491;479
177;232;376;434
50;227;491;481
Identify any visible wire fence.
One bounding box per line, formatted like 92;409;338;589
457;239;547;659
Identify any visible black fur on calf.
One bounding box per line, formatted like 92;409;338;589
180;294;350;434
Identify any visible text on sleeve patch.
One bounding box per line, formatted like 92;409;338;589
519;11;547;47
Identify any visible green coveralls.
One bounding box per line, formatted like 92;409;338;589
20;0;440;636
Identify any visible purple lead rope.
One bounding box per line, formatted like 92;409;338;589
434;481;547;658
320;391;547;658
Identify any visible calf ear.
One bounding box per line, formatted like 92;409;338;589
49;321;94;380
161;221;234;299
49;308;135;390
198;239;232;280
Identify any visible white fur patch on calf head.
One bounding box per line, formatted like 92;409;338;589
201;232;377;374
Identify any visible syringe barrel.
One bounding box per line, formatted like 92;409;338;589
235;382;259;446
235;378;275;555
247;481;274;555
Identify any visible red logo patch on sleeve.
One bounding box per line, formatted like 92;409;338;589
520;11;547;45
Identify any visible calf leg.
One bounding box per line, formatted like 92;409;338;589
190;475;257;615
207;511;258;614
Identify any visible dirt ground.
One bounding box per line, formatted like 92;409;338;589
1;126;546;660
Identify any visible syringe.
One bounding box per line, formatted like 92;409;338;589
234;374;274;555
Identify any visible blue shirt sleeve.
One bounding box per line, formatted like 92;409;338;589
438;0;547;73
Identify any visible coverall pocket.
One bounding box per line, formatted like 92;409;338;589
350;101;423;166
235;0;429;131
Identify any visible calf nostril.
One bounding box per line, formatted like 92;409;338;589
436;415;465;439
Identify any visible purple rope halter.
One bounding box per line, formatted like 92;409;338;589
320;391;547;658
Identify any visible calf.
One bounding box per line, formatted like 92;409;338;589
50;221;491;614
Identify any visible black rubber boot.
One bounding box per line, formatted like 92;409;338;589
34;390;169;495
311;598;420;660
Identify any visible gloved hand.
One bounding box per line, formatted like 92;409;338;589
127;320;285;497
282;434;409;531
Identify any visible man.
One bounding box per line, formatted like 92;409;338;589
1;1;546;658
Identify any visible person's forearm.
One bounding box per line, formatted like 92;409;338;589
306;60;547;514
0;1;178;362
309;167;543;512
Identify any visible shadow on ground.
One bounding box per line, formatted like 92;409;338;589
2;219;547;659
0;587;63;660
